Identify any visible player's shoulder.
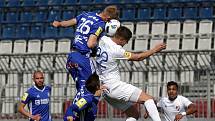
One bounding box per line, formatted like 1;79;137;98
177;95;189;100
26;86;35;94
160;97;169;102
45;85;51;91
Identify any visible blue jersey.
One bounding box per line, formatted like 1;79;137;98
64;89;99;121
21;85;52;121
73;12;106;55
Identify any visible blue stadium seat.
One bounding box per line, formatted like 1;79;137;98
94;0;106;4
0;0;5;7
5;11;18;23
199;7;213;19
20;11;33;22
22;0;35;6
146;0;163;3
48;10;61;21
79;0;91;5
16;25;29;38
59;27;75;38
44;25;58;38
37;0;49;6
0;11;2;22
64;0;77;5
62;11;75;20
31;24;43;38
35;11;48;22
168;7;182;20
108;0;123;4
2;25;15;39
91;8;102;13
153;8;166;20
121;8;136;21
137;8;151;20
7;0;20;7
48;0;64;5
183;7;197;19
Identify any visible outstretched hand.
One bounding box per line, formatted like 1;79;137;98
174;114;183;121
52;21;61;27
152;42;166;53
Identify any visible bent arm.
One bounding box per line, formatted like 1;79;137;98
186;103;197;115
18;103;32;118
87;34;98;49
128;43;166;61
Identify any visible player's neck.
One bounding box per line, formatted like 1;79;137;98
35;85;44;90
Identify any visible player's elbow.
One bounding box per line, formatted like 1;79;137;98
18;104;23;113
188;104;197;114
87;42;96;49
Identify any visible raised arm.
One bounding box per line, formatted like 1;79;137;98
52;18;77;27
128;42;166;61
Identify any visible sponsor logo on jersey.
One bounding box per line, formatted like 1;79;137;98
35;99;49;105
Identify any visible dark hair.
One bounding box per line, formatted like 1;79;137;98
114;26;132;42
85;73;100;94
167;81;178;90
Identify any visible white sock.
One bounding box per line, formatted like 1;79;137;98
126;117;137;121
144;99;161;121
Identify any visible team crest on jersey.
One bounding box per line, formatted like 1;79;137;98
76;98;87;108
21;93;28;101
95;27;103;36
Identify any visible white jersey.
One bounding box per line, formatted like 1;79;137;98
96;36;126;84
157;95;193;121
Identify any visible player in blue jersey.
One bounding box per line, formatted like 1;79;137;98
18;71;51;121
52;5;119;102
64;73;104;121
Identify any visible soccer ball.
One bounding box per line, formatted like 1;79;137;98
105;19;120;36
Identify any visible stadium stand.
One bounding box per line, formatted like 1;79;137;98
0;0;215;120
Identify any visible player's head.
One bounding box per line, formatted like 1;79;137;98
33;71;45;88
105;19;121;37
113;26;132;46
167;81;178;101
85;73;100;94
101;5;119;22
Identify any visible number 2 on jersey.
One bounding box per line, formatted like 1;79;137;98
96;47;108;69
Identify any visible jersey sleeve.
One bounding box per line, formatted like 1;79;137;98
90;22;105;37
157;98;162;107
181;96;193;107
112;45;127;58
21;91;31;104
75;12;84;22
66;97;92;119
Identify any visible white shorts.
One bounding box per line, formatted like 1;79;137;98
102;81;142;111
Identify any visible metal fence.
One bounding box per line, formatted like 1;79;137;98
0;50;215;120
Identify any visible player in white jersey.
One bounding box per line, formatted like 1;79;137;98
96;26;166;121
144;81;197;121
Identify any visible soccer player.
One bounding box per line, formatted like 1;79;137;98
64;73;104;121
96;26;166;121
18;71;51;121
145;81;197;121
52;5;119;102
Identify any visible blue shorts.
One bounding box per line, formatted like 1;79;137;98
66;51;95;90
